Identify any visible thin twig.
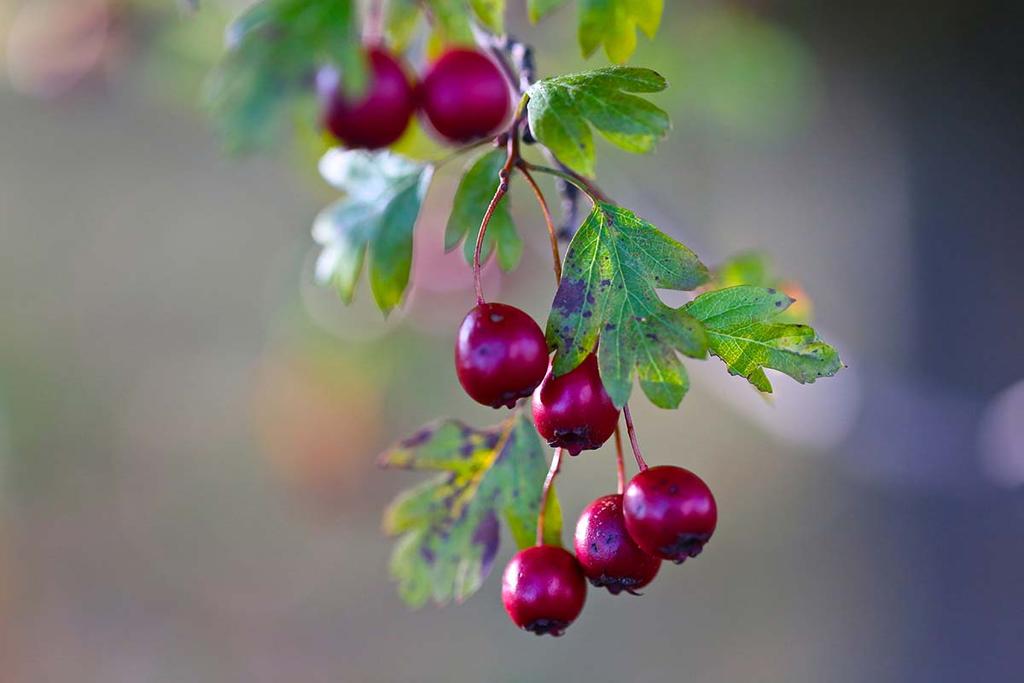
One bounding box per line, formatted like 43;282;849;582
622;403;648;472
471;133;518;305
516;162;561;283
518;161;608;204
614;423;626;495
536;448;563;546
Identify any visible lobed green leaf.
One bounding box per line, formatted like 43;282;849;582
380;411;562;608
579;0;664;64
313;150;432;314
546;202;709;409
527;0;567;22
469;0;506;33
526;66;669;177
684;285;842;392
710;251;814;323
385;0;422;51
445;149;523;272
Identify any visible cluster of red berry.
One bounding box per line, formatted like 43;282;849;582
456;302;718;637
323;40;719;639
318;46;511;148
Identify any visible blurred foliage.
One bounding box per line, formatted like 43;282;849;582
203;0;366;153
313;150;433;313
578;0;662;64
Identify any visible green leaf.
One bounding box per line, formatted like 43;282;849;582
445;149;523;272
313;150;432;314
579;0;664;64
526;66;669;177
385;0;422;51
527;0;567;22
204;0;365;152
469;0;505;33
425;0;475;46
710;251;813;323
381;411;562;608
684;285;841;392
546;202;710;409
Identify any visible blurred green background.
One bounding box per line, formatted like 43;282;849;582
2;1;1023;681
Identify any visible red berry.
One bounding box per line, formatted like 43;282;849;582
455;303;549;408
501;545;587;637
574;494;661;595
531;353;619;455
622;465;717;563
318;47;416;149
420;48;511;142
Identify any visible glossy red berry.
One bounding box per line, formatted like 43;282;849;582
318;47;416;149
455;303;549;408
574;494;661;595
531;353;619;455
501;545;587;637
622;465;717;564
420;48;511;142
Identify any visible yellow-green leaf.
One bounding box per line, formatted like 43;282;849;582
381;411;563;608
684;285;841;392
579;0;664;64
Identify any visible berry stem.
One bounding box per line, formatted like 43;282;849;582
536;447;563;546
614;423;626;495
472;132;518;305
364;0;385;44
516;161;562;283
622;403;648;471
518;161;608;204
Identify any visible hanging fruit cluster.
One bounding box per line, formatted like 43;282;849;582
202;0;843;637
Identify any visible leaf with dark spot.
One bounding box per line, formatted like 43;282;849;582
546;202;710;409
381;411;561;608
684;285;841;392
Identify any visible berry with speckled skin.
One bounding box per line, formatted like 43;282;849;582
531;353;619;455
455;303;549;408
501;545;587;636
574;494;661;594
622;465;717;563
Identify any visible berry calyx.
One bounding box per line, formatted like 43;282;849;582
318;47;416;149
574;494;661;595
622;465;717;563
419;48;511;142
455;303;549;408
531;353;619;455
501;545;587;637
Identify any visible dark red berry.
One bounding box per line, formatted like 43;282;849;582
420;48;511;142
501;545;586;637
455;303;549;408
574;494;661;595
531;353;619;455
318;47;416;149
622;465;717;564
